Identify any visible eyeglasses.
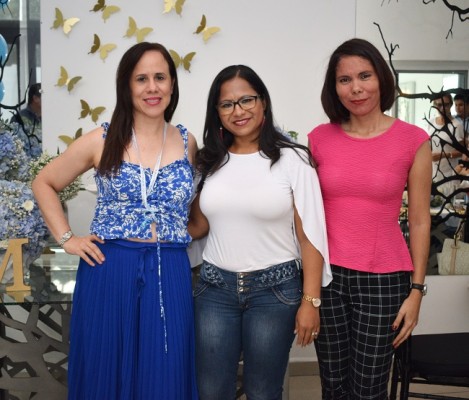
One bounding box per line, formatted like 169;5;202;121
217;95;261;115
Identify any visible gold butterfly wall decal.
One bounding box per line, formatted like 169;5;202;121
124;17;153;43
90;0;121;22
56;66;82;93
194;15;220;43
51;8;80;36
169;50;196;72
59;128;83;147
88;34;117;61
163;0;185;16
79;100;106;124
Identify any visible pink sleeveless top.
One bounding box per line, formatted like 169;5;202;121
308;119;429;273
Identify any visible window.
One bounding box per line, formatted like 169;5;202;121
392;61;468;132
0;0;40;109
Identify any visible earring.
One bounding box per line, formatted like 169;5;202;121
219;126;223;140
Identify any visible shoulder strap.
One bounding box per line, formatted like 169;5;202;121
101;122;110;139
176;124;189;159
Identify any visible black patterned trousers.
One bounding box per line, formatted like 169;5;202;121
314;265;410;400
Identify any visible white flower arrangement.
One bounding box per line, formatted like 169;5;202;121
29;151;83;203
0;125;49;282
0;180;49;265
0;110;81;283
23;199;34;212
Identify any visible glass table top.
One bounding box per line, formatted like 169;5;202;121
0;248;79;305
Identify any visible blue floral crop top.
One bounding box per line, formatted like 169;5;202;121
90;123;193;243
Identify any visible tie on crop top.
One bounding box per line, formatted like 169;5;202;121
90;123;194;243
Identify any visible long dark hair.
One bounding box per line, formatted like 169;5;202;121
196;64;313;191
97;42;179;175
321;38;395;124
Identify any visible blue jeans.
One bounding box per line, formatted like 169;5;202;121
194;260;302;400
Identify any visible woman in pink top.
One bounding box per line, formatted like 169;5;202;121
308;38;432;400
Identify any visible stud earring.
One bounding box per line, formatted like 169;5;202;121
219;126;223;140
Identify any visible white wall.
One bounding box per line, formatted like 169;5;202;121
40;0;356;237
356;0;469;62
415;276;469;335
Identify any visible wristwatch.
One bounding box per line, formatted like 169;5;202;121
410;283;427;296
58;230;73;247
302;294;322;308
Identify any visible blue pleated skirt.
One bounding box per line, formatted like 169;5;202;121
68;240;199;400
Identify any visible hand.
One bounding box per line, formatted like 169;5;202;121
454;163;469;175
431;152;441;162
391;291;422;348
62;234;105;266
294;303;320;347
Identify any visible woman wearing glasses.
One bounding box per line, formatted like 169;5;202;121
189;64;332;399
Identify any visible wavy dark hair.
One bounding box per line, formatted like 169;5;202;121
321;38;395;124
196;64;313;191
97;42;179;175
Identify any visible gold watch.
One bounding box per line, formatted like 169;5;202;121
302;294;321;308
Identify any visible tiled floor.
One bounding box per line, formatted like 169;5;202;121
8;373;469;399
239;362;469;399
8;362;469;399
288;375;469;399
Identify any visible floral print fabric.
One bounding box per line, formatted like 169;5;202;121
90;124;193;243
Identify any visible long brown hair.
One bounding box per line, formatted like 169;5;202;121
196;65;314;192
97;42;179;175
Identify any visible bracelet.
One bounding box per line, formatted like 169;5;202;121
302;294;322;308
58;230;73;247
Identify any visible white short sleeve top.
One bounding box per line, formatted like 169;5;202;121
199;147;332;286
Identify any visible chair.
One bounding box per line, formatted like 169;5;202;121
390;332;469;399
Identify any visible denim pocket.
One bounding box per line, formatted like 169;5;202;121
193;281;209;297
271;275;302;305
